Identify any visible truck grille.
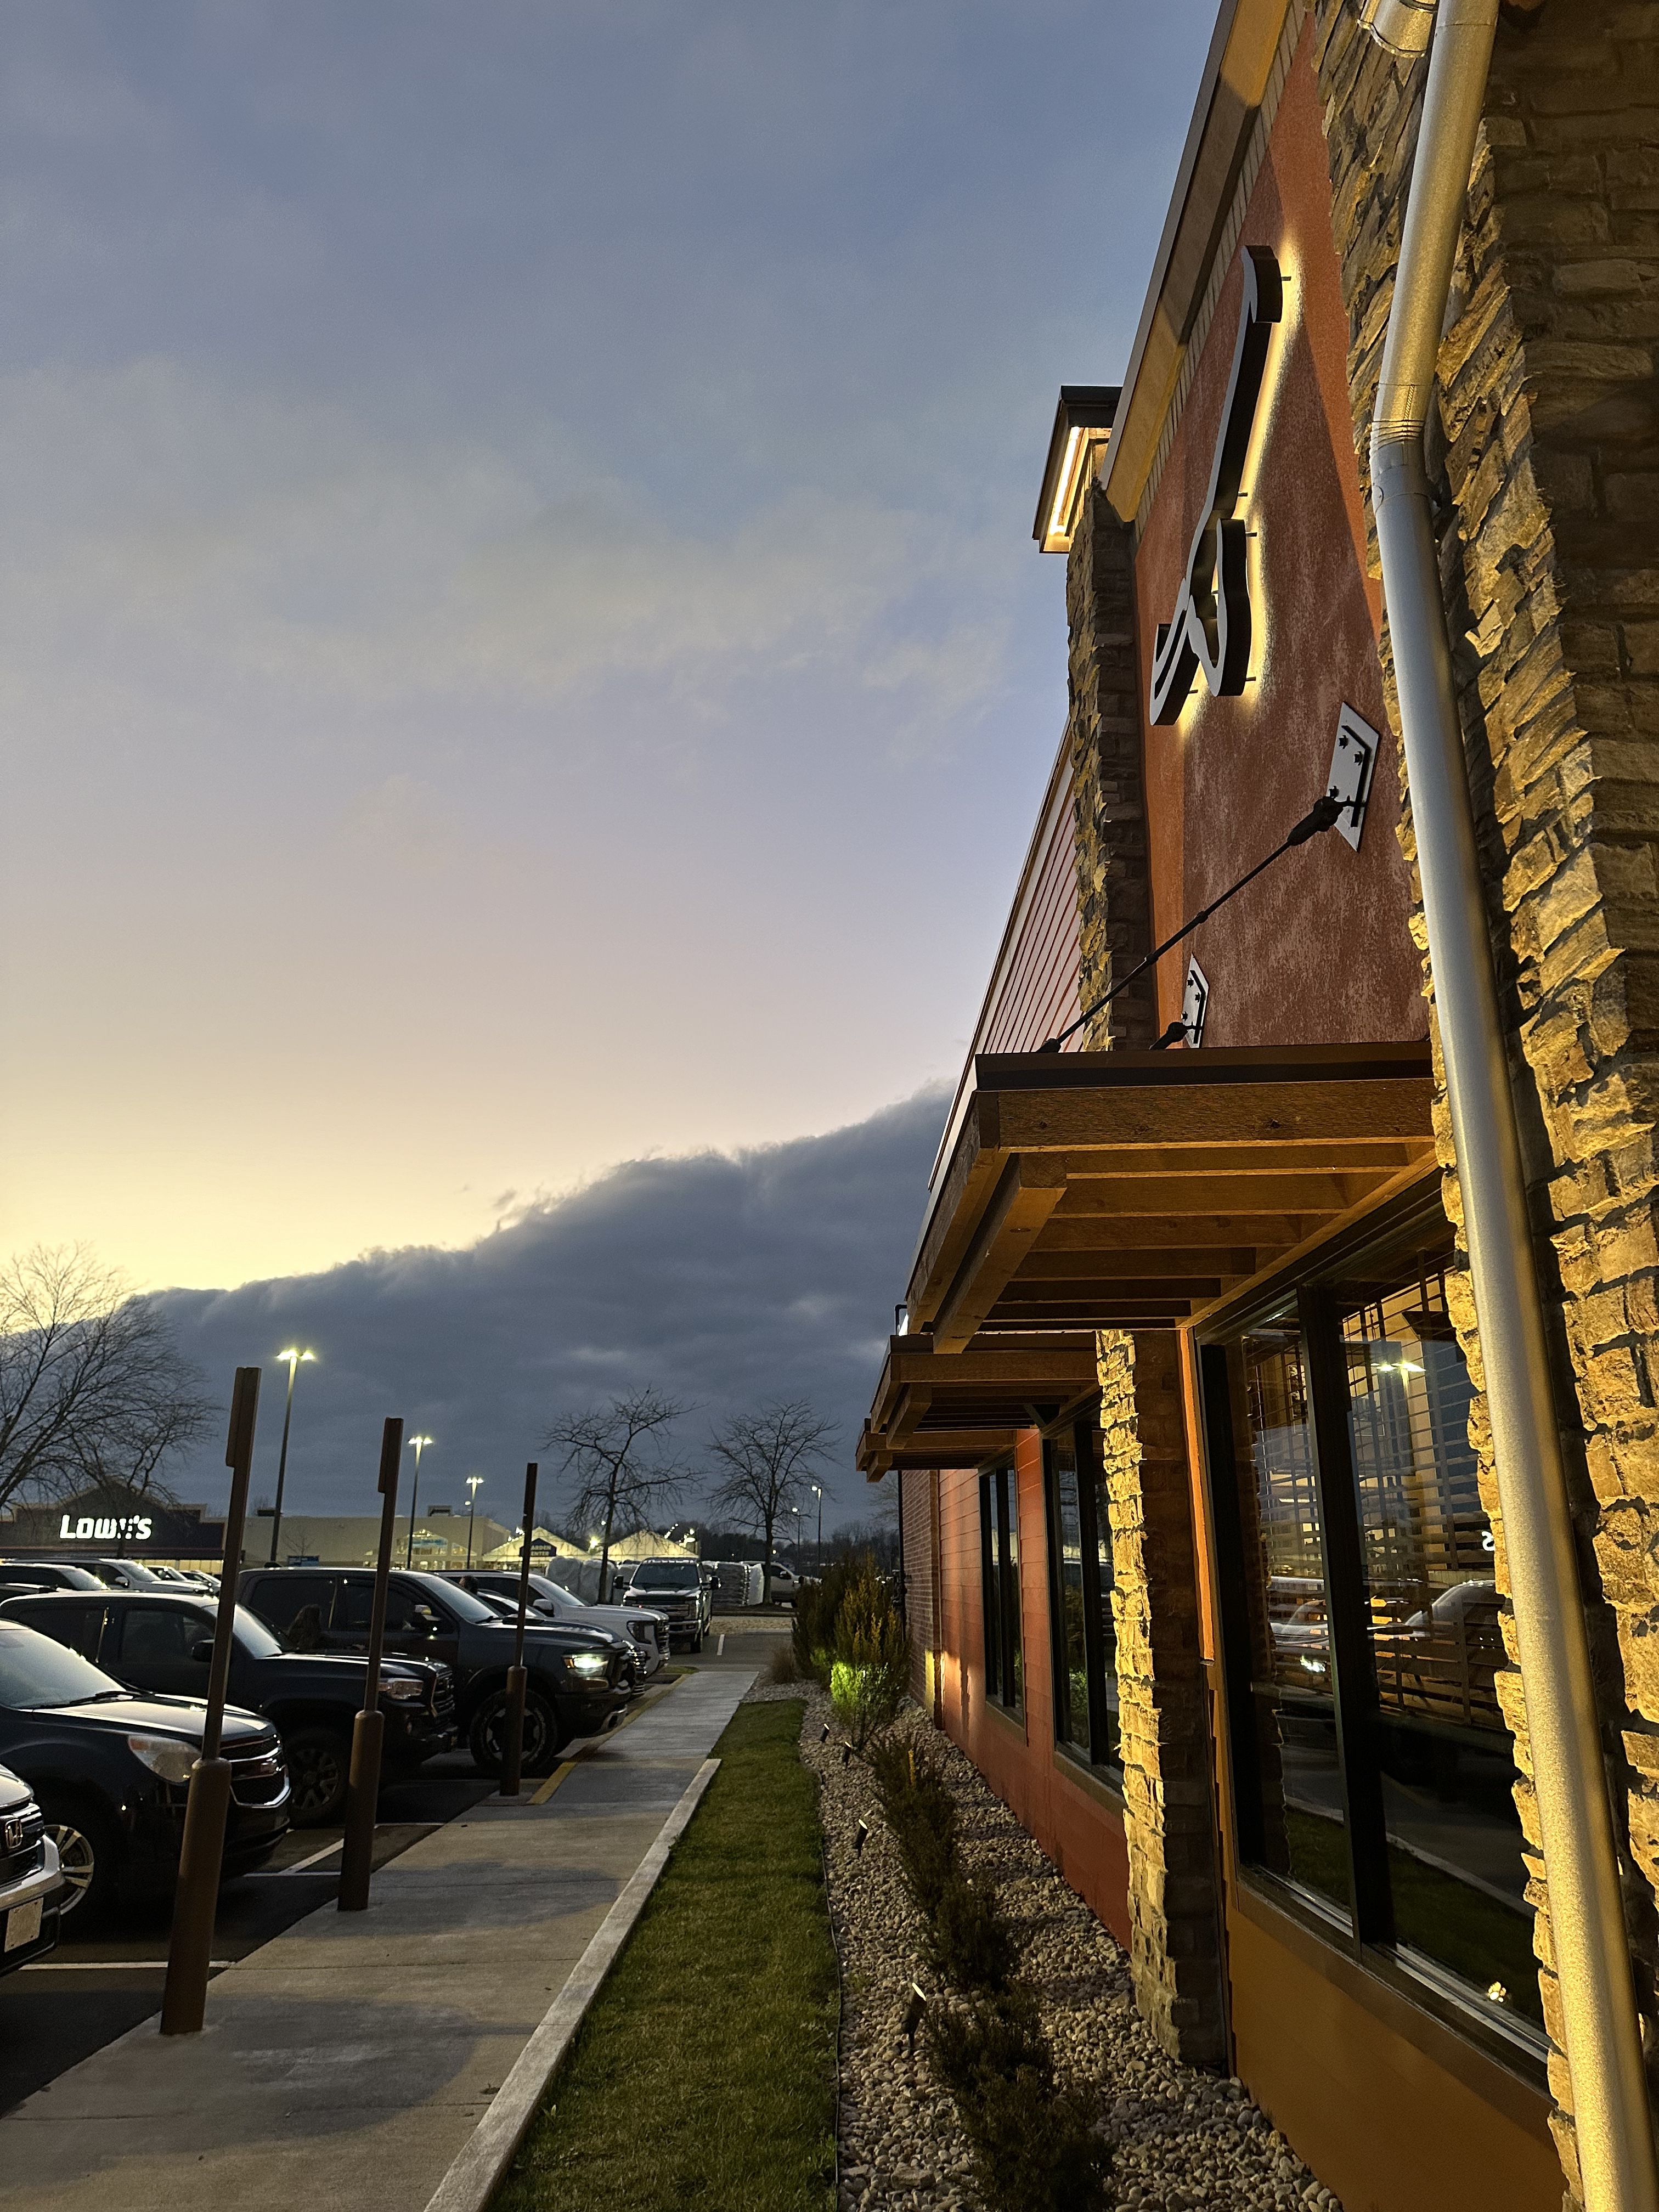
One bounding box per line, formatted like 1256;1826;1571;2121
229;1741;289;1808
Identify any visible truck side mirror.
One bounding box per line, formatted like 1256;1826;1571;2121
190;1638;215;1663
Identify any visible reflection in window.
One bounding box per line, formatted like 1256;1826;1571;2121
1340;1262;1538;2029
1045;1425;1119;1773
1237;1311;1348;1912
980;1466;1023;1717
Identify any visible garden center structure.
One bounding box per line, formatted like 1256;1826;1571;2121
860;2;1659;2208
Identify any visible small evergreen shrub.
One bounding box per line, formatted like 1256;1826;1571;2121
828;1561;910;1752
929;1991;1113;2212
868;1736;958;1920
926;1871;1014;1994
792;1550;865;1686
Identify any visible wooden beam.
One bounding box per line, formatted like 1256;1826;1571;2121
932;1156;1067;1353
981;1075;1435;1155
1053;1138;1431;1180
1021;1243;1257;1279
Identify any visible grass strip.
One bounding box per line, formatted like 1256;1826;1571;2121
495;1697;837;2212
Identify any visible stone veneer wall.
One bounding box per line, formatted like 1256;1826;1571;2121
1317;0;1659;2192
1099;1329;1227;2064
1068;479;1159;1050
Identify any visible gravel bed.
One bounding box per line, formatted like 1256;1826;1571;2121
771;1689;1339;2212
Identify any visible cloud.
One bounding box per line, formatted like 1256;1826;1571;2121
150;1086;946;1532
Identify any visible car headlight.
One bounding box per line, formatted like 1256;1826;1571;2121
565;1652;610;1678
128;1734;200;1784
379;1678;425;1702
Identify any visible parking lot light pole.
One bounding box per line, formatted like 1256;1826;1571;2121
500;1462;538;1799
266;1347;315;1566
340;1417;403;1912
465;1474;484;1568
811;1484;823;1578
403;1434;433;1568
161;1365;259;2035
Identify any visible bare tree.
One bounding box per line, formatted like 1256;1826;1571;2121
0;1245;213;1518
544;1388;689;1598
707;1401;838;1600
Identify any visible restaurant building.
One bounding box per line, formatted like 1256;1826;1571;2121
860;3;1659;2208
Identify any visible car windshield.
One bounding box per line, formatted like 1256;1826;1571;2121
407;1576;497;1624
232;1606;285;1659
633;1561;698;1589
528;1577;577;1613
0;1622;126;1708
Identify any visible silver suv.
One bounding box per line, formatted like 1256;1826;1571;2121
0;1762;61;1974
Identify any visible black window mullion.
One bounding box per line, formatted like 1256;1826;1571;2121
1042;1441;1073;1740
1199;1344;1265;1862
980;1475;1000;1702
1297;1284;1395;1949
1073;1419;1113;1764
996;1472;1018;1709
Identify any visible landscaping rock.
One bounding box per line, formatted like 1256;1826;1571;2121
786;1691;1339;2212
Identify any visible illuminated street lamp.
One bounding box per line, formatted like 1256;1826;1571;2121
267;1348;317;1566
810;1483;824;1578
465;1474;484;1568
404;1435;434;1567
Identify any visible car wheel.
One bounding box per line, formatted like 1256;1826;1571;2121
468;1688;562;1777
285;1727;352;1826
38;1793;117;1922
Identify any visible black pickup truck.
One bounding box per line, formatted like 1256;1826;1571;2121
0;1589;455;1824
238;1566;634;1774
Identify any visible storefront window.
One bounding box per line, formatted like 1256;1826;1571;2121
1338;1261;1538;2027
1044;1421;1119;1773
1234;1305;1348;1914
979;1466;1023;1717
1204;1215;1540;2050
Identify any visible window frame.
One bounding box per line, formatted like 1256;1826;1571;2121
1043;1415;1120;1779
1196;1182;1546;2079
978;1464;1023;1718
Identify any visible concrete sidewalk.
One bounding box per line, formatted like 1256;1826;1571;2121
0;1663;757;2212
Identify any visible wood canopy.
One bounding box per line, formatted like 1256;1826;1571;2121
857;1335;1099;1479
860;1042;1436;1479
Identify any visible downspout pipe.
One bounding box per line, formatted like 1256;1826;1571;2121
1369;5;1659;2206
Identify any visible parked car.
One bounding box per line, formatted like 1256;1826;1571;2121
33;1557;176;1593
0;1562;108;1597
438;1570;668;1675
762;1562;804;1607
0;1619;289;1919
619;1559;712;1651
236;1566;634;1775
0;1589;456;1825
0;1760;61;1973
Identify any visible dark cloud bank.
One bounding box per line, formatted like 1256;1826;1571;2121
153;1090;947;1533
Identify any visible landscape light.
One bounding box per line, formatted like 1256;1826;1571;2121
853;1820;869;1858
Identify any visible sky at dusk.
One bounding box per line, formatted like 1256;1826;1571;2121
2;3;1215;1513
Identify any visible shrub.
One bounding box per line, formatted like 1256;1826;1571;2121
766;1639;802;1684
792;1550;866;1686
929;1991;1112;2212
926;1872;1014;1994
868;1736;959;1920
828;1562;910;1751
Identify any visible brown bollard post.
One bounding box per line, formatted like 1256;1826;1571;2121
161;1365;260;2035
499;1461;538;1798
340;1417;403;1911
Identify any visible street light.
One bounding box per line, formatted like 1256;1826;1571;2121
404;1435;434;1567
267;1349;316;1566
465;1474;484;1568
810;1483;824;1578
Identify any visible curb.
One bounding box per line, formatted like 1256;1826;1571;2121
420;1754;721;2212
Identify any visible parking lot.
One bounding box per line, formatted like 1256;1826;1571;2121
0;1633;781;2130
0;1753;494;2114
